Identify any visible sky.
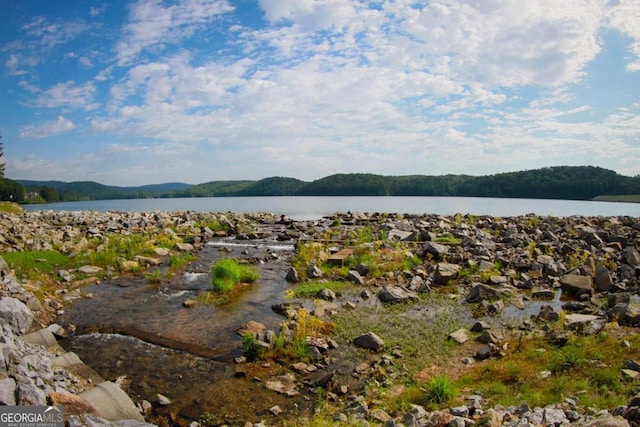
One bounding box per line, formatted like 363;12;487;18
1;0;640;187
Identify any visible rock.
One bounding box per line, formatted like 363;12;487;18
480;408;503;427
49;391;98;417
543;408;567;426
564;314;607;335
157;393;172;405
347;270;365;285
477;330;504;344
448;328;468;344
353;332;385;351
317;288;337;301
79;382;145;422
584;418;631;427
77;265;103;274
420;241;450;260
607;304;640;326
595;266;614;292
265;374;299;396
285;267;298;283
173;242;194;252
537;305;561;322
237;320;266;338
466;283;513;303
378;285;417;303
306;264;323;279
433;263;460;286
475;344;493;360
0;377;17;405
0;297;34;334
623;247;640;268
560;274;594;297
17;380;47;405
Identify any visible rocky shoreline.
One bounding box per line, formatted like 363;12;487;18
1;209;640;426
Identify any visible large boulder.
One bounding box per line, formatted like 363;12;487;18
378;285;417;303
433;263;460;286
560;274;594;297
0;297;34;334
353;332;385;351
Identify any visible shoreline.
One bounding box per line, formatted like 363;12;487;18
1;209;640;426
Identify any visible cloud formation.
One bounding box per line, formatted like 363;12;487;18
2;0;639;185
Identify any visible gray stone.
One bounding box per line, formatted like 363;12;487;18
543;408;567;426
560;274;594;297
475;344;493;360
353;332;385;351
420;241;449;260
80;382;145;422
0;297;34;334
306;264;323;279
433;263;460;286
448;329;468;344
607;303;640;326
77;265;104;274
564;314;607;335
317;288;337;301
347;270;365;285
624;247;640;268
466;283;513;303
537;305;561;322
17;380;47;405
0;377;16;405
378;285;417;304
595;266;614;292
285;267;298;283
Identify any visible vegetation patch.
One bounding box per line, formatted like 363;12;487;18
294;280;353;298
210;258;260;292
457;330;640;409
0;201;22;213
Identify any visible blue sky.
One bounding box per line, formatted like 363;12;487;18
1;0;639;186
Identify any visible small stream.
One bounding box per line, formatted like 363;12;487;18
60;236;307;425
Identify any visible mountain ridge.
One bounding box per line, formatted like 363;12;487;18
14;165;640;202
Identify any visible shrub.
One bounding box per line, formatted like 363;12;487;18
211;258;259;292
423;375;456;406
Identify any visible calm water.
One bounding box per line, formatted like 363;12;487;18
23;196;639;220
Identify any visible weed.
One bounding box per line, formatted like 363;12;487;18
422;375;456;407
0;202;22;213
294;280;352;298
242;333;263;361
210;258;259;292
144;270;163;284
168;253;197;269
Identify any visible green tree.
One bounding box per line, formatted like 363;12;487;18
39;186;60;202
0;179;24;202
0;133;6;180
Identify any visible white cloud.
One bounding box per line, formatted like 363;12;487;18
30;81;98;110
19;116;75;139
115;0;235;65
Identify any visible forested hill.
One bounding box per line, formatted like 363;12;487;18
15;166;640;202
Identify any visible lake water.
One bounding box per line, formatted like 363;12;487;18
23;196;639;220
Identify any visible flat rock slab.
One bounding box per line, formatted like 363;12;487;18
327;249;353;266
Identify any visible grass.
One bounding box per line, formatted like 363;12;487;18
457;330;640;409
293;280;354;298
332;292;464;369
1;250;78;299
0;201;23;213
168;253;197;269
422;375;457;407
210;258;260;292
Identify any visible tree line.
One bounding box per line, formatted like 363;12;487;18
4;165;639;204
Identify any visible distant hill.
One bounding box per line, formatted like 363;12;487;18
13;166;640;202
18;180;192;201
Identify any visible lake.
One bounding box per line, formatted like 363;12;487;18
22;196;639;220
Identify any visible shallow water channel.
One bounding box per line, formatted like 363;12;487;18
61;236;308;425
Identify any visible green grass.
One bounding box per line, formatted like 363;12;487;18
210;258;260;292
168;253;197;269
422;375;456;407
1;250;77;299
0;202;23;213
294;280;354;298
458;331;640;409
332;293;464;369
